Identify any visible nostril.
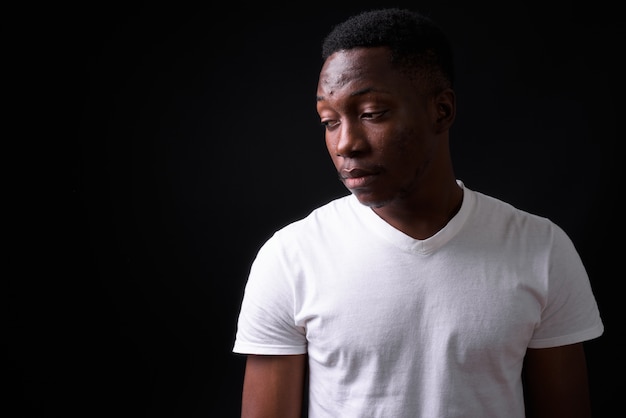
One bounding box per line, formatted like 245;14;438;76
336;149;365;159
336;136;368;158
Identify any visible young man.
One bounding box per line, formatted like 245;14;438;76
233;8;603;417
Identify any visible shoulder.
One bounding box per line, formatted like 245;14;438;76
262;194;354;248
278;194;354;233
470;188;556;229
464;186;569;248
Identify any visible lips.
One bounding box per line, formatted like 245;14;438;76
340;167;379;189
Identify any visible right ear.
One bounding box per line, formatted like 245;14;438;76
433;88;456;133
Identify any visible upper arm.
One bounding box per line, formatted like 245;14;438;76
241;354;308;418
522;342;591;418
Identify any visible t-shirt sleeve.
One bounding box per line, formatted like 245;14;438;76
528;224;604;348
233;233;307;355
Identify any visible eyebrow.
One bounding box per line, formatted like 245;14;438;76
316;86;388;102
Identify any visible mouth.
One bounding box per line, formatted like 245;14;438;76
340;167;379;189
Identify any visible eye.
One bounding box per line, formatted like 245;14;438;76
361;110;388;120
320;119;340;130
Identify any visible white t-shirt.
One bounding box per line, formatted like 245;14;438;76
233;182;604;417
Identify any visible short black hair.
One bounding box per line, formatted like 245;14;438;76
321;8;454;91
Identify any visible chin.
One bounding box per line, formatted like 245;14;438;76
351;191;392;208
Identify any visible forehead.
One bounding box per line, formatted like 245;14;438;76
317;47;407;97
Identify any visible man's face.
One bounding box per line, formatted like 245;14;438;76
316;47;442;208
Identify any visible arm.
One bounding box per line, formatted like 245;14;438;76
241;354;308;418
522;342;591;418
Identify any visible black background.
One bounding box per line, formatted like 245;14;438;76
11;0;623;417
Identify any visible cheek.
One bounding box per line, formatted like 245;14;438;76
383;127;433;178
325;139;341;166
386;127;418;159
325;135;335;156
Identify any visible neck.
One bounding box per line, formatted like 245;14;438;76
372;177;463;240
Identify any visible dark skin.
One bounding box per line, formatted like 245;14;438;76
316;47;461;239
241;354;307;418
240;46;592;418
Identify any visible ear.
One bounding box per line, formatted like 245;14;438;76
433;88;456;134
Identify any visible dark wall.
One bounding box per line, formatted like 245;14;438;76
12;1;622;416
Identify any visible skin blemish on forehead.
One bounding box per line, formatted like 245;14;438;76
317;73;355;98
316;89;333;100
318;56;369;87
317;86;391;103
318;48;397;102
317;71;376;102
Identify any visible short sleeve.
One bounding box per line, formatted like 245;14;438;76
233;233;307;355
528;225;604;348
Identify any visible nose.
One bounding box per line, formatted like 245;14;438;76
333;120;368;158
